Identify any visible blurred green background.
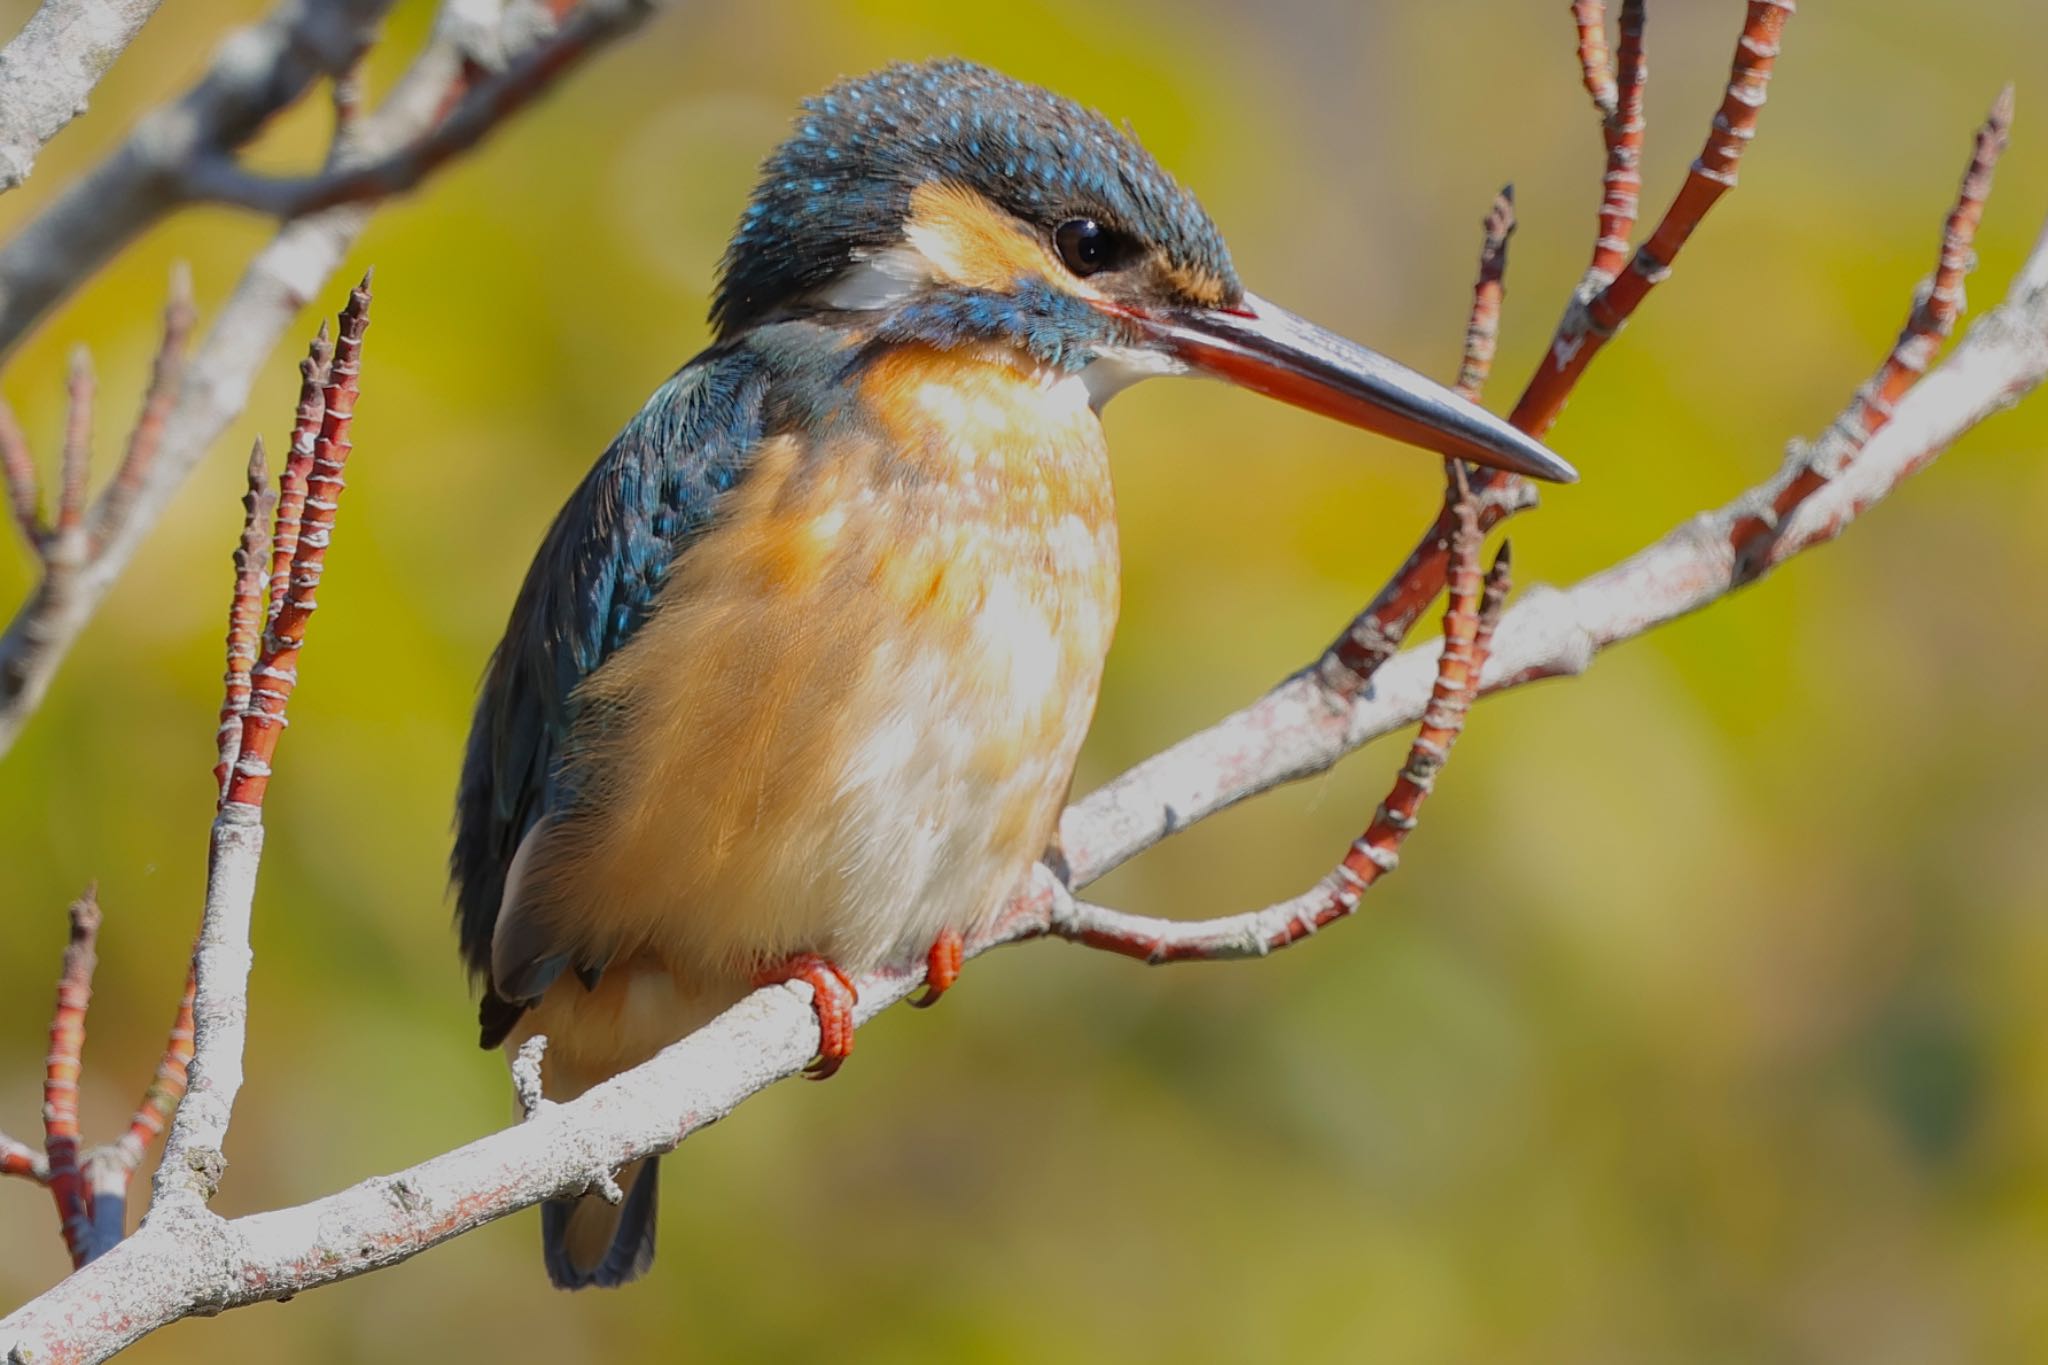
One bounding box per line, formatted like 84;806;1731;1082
3;2;2048;1360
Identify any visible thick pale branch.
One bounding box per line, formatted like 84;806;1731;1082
0;0;164;194
1061;205;2048;891
6;196;2043;1362
0;0;389;370
0;19;2038;1362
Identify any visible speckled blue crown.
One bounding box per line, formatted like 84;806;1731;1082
712;59;1239;335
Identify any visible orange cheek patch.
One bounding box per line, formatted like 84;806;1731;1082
1158;255;1232;308
905;181;1092;297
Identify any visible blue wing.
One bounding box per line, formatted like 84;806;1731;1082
452;339;780;1039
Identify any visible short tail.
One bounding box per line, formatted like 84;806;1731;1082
541;1156;659;1289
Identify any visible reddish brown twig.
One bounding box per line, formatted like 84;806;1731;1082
1057;472;1509;964
1318;2;1792;699
1529;0;1792;432
222;273;372;815
1730;85;2011;568
2;889;202;1267
0;399;40;549
1592;0;1648;281
41;888;100;1267
0;266;197;578
90;265;196;554
113;966;197;1172
216;441;274;795
1572;1;1616;115
3;285;374;1278
268;324;330;622
1455;186;1516;401
54;348;92;541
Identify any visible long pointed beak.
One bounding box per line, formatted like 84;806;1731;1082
1125;291;1577;483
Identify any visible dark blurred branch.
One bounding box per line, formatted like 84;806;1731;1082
0;0;670;759
185;0;663;217
0;0;388;369
0;0;164;194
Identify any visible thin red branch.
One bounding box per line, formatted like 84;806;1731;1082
113;965;197;1170
1317;2;1792;699
1455;186;1516;401
216;440;274;797
90;264;197;554
268;322;330;623
1573;1;1616;118
42;887;100;1268
0;398;40;550
223;274;372;813
1731;84;2011;564
1538;0;1794;431
55;347;92;540
1593;0;1648;280
1059;473;1509;964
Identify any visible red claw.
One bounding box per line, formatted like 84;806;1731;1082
754;953;857;1080
911;928;964;1009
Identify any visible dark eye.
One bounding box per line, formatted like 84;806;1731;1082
1054;218;1124;276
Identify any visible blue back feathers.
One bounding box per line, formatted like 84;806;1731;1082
455;330;792;999
713;59;1239;336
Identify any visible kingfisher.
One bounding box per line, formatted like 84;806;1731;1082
452;58;1573;1290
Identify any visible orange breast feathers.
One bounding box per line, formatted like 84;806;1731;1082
509;345;1122;1013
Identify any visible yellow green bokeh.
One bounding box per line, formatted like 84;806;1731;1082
4;3;2048;1360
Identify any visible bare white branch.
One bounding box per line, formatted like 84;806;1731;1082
184;0;665;218
148;812;261;1211
0;0;388;368
0;0;164;194
3;201;2045;1365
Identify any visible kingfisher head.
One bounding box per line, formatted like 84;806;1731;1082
713;59;1574;483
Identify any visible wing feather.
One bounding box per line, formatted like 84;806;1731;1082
452;342;777;1035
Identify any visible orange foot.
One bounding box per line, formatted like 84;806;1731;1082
911;928;964;1009
754;953;857;1080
